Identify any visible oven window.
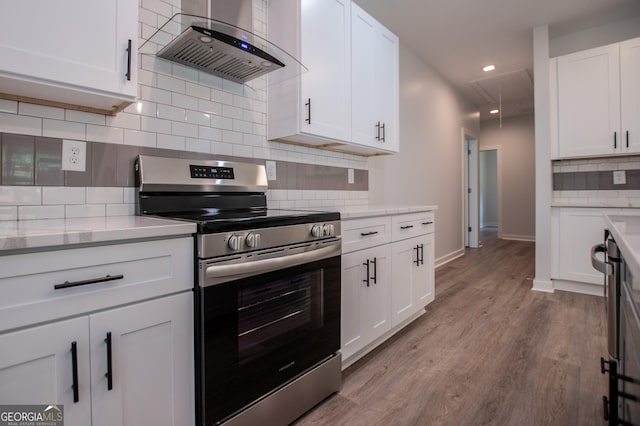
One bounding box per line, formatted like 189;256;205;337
238;270;322;362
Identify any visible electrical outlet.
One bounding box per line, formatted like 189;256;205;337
265;161;277;181
613;170;626;185
348;168;354;184
62;140;87;172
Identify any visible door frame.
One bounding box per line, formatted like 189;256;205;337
480;145;503;239
462;128;479;248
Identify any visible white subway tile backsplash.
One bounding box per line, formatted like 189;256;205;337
211;141;234;156
137;69;157;87
0;99;17;114
172;121;199;138
199;126;222;141
185;110;210;127
186;82;211;100
198;99;223;116
233;120;253;134
87;187;123;204
244;134;264;147
156;104;185;122
138;6;157;27
172;92;199;110
0;112;42;136
106;112;141;130
66;110;106;126
142;116;172;134
222;130;243;144
222;105;244;120
124;129;156;147
141;0;172;18
86;125;124;144
157;133;186;150
141;85;172;105
43;119;85;140
0;186;41;205
185;138;211;153
158;74;186;94
233;95;252;110
211;115;233;131
222;80;244;96
252;147;271;159
18;205;65;220
107;203;135;216
232;144;253;158
65;204;106;218
199;73;223;90
172;63;199;82
43;187;85;205
0;206;18;220
124;188;136;204
211;89;234;105
19;103;65;120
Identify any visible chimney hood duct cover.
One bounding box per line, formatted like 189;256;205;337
140;13;306;85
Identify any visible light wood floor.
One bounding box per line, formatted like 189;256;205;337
295;228;608;426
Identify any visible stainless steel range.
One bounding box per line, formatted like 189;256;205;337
135;155;342;426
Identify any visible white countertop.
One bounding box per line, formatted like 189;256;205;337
605;215;640;317
0;216;196;252
337;205;438;219
552;202;640;208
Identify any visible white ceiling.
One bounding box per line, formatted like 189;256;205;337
354;0;640;120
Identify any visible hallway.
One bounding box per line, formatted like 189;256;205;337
296;230;607;425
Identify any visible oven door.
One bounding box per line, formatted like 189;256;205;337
196;238;341;425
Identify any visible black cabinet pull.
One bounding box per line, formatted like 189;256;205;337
381;123;386;142
628;130;630;148
413;246;420;266
54;274;124;290
375;122;381;141
360;231;379;237
305;98;311;124
125;39;132;81
371;257;377;284
614;131;618;149
71;341;79;403
400;225;414;230
105;332;113;391
422;221;433;225
603;395;609;421
601;357;610;374
363;259;370;287
419;244;424;265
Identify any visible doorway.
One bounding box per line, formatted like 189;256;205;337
480;150;498;229
462;128;479;248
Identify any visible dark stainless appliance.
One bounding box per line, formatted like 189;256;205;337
592;231;639;424
135;155;342;426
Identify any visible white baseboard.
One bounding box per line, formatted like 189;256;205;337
552;279;604;297
532;278;554;293
435;248;465;269
501;234;535;242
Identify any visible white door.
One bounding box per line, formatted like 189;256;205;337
464;133;480;248
90;292;194;426
300;0;351;141
621;37;640;153
557;44;621;157
0;317;91;426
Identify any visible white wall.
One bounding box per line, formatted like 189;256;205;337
479;150;498;227
368;44;480;263
480;114;535;240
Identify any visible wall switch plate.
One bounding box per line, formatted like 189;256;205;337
265;161;276;181
61;140;86;172
613;170;626;185
348;168;355;184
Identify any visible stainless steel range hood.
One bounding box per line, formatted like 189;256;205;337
139;0;305;85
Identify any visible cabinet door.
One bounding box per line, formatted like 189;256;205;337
351;4;377;147
391;237;422;327
366;245;392;342
414;233;435;308
300;0;351;141
0;317;91;426
90;292;194;426
621;37;640;153
558;208;607;285
557;44;621;157
0;0;137;101
374;24;399;152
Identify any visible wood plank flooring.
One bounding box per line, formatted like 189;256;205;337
295;228;608;426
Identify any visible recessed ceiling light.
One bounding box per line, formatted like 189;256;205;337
483;64;496;72
490;109;499;114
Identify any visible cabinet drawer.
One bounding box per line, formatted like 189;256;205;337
0;237;193;333
392;212;434;242
342;216;392;254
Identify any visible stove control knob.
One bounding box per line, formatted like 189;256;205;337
245;233;261;249
228;234;243;251
323;224;334;236
311;224;323;238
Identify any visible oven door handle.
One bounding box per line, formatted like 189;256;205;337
206;243;341;279
591;243;613;275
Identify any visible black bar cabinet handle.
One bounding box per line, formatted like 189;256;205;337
360;231;379;237
125;39;132;81
419;244;424;265
371;257;377;284
54;274;124;290
628;130;630;148
71;341;79;403
381;123;386;142
400;225;414;230
422;221;433;225
414;246;420;266
363;260;370;287
375;121;381;141
105;332;113;391
614;131;617;149
601;357;610;374
305;98;311;124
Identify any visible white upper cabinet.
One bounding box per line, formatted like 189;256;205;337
0;0;137;115
268;0;351;145
621;37;640;152
351;4;399;153
554;37;640;158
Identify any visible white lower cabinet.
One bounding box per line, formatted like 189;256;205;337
341;244;391;361
0;237;194;426
341;210;435;367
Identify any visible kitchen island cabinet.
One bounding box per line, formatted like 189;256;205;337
0;0;137;115
340;206;436;368
0;218;195;426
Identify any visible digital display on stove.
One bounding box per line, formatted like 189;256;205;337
190;165;235;179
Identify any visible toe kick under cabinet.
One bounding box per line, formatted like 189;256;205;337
0;237;194;426
341;210;435;368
